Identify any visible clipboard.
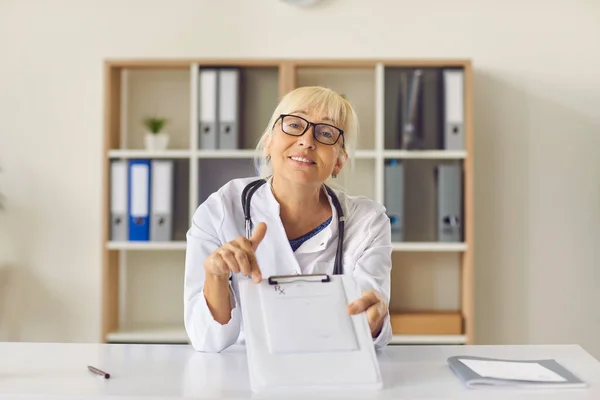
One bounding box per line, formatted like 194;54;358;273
239;273;383;393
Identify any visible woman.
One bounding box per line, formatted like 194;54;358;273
184;86;392;353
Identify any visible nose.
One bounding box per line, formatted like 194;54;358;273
297;124;316;149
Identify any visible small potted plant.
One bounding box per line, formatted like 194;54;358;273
143;116;169;151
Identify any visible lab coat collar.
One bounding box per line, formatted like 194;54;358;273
260;177;338;255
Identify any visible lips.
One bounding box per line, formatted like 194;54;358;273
288;155;316;165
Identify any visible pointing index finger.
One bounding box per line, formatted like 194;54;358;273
249;222;267;251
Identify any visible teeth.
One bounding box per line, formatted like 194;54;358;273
291;156;312;163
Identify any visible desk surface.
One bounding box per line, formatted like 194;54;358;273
0;342;598;399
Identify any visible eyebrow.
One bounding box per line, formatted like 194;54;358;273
290;110;334;123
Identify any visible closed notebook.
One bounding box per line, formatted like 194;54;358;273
448;355;587;389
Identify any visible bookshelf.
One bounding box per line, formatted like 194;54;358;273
102;58;474;346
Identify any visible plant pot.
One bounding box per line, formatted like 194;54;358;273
144;133;169;151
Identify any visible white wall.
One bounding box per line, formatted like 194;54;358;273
0;0;599;355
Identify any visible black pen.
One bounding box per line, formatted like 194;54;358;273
87;365;110;379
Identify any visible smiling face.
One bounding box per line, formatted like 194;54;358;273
255;86;358;185
264;108;347;187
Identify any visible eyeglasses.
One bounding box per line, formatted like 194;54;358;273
275;114;344;147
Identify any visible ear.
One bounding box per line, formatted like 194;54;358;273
334;149;348;175
263;135;272;157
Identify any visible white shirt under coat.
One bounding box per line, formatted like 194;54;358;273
184;176;393;352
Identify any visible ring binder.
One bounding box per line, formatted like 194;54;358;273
268;274;330;285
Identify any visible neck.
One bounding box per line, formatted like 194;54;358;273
270;175;327;226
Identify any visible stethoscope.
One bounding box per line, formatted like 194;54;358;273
241;178;345;275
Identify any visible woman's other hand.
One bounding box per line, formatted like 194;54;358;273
347;290;388;337
204;222;267;283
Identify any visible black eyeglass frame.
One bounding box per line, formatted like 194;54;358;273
273;114;345;147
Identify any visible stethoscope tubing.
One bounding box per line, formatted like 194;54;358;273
241;178;344;275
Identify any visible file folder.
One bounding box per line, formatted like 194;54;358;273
436;162;463;242
384;160;404;242
421;69;443;150
448;356;587;389
400;69;423;150
110;160;128;241
442;69;465;150
198;68;218;149
128;160;151;241
150;160;173;241
217;68;240;149
239;274;382;393
384;68;424;150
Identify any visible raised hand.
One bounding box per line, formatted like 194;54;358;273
204;222;267;283
347;289;387;337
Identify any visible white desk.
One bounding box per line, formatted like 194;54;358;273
0;342;598;399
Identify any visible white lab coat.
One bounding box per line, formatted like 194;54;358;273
184;176;393;353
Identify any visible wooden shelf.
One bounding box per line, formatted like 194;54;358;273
383;150;467;159
102;58;474;345
105;324;466;346
106;324;189;344
106;241;186;251
391;242;467;252
194;149;378;159
108;149;192;158
196;149;255;158
354;150;377;159
390;334;466;345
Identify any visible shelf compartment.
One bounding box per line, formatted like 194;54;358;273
196;66;279;151
122;251;185;332
197;158;257;206
107;158;190;243
296;67;376;151
390;312;462;335
383;66;465;151
120;68;191;150
384;158;464;243
390;252;461;312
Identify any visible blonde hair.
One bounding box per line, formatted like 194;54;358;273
253;86;359;189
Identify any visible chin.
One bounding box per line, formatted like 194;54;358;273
280;170;324;185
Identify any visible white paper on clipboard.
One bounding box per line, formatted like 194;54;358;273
259;276;359;354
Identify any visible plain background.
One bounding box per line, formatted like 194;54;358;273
0;0;599;357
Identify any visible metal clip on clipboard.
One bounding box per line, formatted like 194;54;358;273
267;274;331;285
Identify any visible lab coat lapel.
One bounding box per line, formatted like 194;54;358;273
251;181;302;278
293;186;337;255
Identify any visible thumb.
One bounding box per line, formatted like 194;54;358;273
249;222;267;250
